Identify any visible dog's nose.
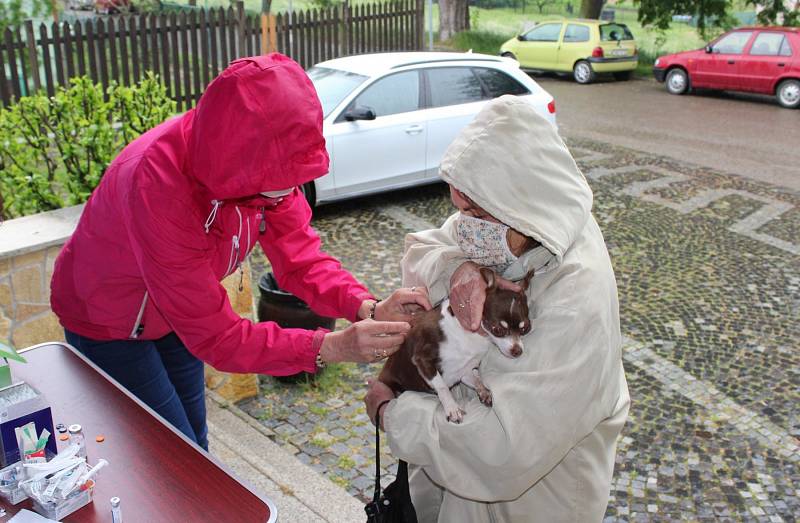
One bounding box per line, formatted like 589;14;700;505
510;345;522;358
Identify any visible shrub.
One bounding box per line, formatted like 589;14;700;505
450;29;510;55
0;73;175;219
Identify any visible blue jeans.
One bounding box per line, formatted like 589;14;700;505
64;330;208;450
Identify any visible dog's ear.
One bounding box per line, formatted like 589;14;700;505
520;268;535;293
479;267;497;291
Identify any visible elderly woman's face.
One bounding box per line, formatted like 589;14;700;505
450;184;538;256
449;185;501;224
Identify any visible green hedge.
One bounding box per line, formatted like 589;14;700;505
0;74;175;219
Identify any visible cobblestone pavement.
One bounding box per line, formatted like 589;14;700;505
239;137;800;521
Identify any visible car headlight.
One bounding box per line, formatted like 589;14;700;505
654;58;661;67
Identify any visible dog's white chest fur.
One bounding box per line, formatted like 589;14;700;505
436;298;492;387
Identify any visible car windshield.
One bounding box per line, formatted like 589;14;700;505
600;23;634;41
307;66;368;118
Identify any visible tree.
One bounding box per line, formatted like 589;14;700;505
0;0;51;33
635;0;731;39
512;0;529;13
533;0;553;14
748;0;800;26
580;0;603;18
439;0;470;41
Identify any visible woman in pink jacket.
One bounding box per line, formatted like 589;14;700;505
50;54;428;450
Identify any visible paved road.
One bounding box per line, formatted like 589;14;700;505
534;75;800;192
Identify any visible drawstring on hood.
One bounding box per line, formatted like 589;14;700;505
204;200;222;233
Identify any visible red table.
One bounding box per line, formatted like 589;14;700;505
3;342;275;522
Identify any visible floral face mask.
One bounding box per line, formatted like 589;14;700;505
455;214;518;272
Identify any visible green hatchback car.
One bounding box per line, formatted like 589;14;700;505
500;19;638;84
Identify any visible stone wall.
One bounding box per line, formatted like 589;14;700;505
0;245;64;348
0;205;258;402
0;205;82;349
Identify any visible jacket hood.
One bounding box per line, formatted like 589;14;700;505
187;53;329;200
439;95;592;264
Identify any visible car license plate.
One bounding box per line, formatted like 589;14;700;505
611;49;629;57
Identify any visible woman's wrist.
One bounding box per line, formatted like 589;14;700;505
319;332;339;363
358;299;379;320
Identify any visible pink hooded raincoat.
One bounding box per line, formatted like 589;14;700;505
50;54;373;375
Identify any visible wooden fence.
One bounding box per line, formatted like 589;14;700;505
0;0;424;110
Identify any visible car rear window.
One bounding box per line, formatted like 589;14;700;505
779;36;793;57
307;67;368;117
427;67;484;108
600;23;634;41
750;32;786;56
564;24;591;43
473;68;530;98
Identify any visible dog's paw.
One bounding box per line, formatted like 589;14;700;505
446;407;465;424
478;388;493;407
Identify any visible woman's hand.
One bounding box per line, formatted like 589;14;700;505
374;287;432;322
320;320;410;364
364;379;395;430
450;261;522;332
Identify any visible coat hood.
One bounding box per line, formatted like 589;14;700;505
439;95;592;264
187;53;329;200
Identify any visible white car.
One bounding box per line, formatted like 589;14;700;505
303;52;557;207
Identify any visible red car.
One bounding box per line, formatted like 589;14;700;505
653;27;800;109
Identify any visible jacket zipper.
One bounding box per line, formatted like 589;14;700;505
129;291;148;339
487;504;498;523
238;215;251;291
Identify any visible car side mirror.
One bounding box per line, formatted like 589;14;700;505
343;106;376;122
705;45;713;54
516;34;523;41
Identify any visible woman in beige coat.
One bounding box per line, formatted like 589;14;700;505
365;95;630;522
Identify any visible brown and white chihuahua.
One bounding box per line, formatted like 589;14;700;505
379;268;534;423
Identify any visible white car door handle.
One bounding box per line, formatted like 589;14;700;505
404;125;424;135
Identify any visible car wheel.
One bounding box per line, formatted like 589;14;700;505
776;79;800;109
301;182;316;210
665;68;689;95
613;71;632;81
573;61;595;84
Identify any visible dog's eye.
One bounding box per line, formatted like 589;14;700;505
520;323;531;335
491;325;507;337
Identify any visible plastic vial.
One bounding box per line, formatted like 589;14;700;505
111;497;122;523
68;424;86;459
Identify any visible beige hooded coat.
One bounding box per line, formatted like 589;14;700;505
384;95;630;522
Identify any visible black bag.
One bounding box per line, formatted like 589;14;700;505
365;410;418;523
